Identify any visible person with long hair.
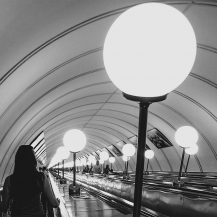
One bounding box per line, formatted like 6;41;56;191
2;145;60;217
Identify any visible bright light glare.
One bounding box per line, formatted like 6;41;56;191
175;126;199;148
88;155;96;163
185;144;198;155
109;156;115;163
99;151;109;161
56;146;70;160
63;129;86;152
122;155;130;162
122;143;136;157
103;3;196;97
64;161;74;168
81;158;87;166
76;159;81;167
99;159;104;164
145;150;154;159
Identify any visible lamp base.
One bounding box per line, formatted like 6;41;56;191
123;92;167;103
60;178;67;184
173;179;185;188
69;184;81;196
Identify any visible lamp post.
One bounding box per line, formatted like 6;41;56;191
103;3;196;216
175;126;199;183
56;146;70;184
63;129;86;196
184;144;199;174
122;143;136;178
144;150;154;174
81;157;87;171
109;156;115;171
88;155;96;173
100;150;109;172
122;155;130;177
99;159;104;172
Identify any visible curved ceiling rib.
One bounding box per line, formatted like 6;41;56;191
0;0;217;183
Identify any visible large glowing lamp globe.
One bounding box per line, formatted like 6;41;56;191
63;129;86;152
99;151;109;161
145;150;155;159
175;126;198;148
185;144;199;155
56;146;70;160
109;157;115;164
122;143;136;157
103;3;196;97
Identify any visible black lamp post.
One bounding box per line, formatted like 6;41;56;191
175;126;199;184
57;162;60;177
144;150;154;174
103;3;197;216
184;144;199;174
55;146;70;184
63;129;87;196
124;94;167;215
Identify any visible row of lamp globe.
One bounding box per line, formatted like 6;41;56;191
54;125;198;183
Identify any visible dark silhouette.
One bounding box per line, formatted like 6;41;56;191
103;164;110;175
2;145;59;217
83;165;90;173
93;160;102;174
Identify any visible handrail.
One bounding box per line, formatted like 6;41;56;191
70;172;217;217
48;173;70;217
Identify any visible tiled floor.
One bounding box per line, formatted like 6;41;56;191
53;178;132;217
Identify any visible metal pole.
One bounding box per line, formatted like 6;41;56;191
133;102;149;217
73;152;76;186
126;160;129;177
124;161;127;175
145;159;149;173
185;155;190;174
178;148;185;182
62;160;64;179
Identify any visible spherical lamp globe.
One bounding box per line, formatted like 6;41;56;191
81;158;87;166
145;150;155;159
122;143;136;157
76;159;81;167
99;159;104;164
88;155;96;165
103;2;196;97
109;157;115;164
122;155;129;162
92;159;96;166
63;129;86;152
56;146;70;160
185;144;199;155
99;151;109;161
175;126;198;148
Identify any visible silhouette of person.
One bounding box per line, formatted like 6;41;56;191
93;160;102;174
103;164;110;175
2;145;60;217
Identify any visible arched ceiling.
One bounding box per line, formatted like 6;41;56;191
0;0;217;184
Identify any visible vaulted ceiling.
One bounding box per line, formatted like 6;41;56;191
0;0;217;184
